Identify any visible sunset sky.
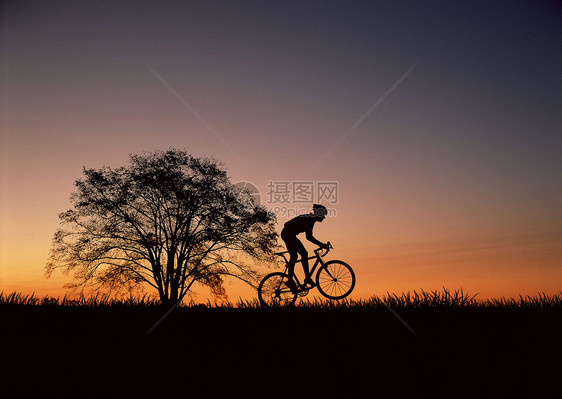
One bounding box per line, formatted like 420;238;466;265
2;0;561;301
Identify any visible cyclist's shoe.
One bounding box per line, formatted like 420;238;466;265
304;277;316;288
285;279;298;293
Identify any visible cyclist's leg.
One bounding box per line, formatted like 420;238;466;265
291;239;315;286
282;234;299;281
294;240;310;280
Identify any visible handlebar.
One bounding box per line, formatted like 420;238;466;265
275;241;333;260
314;241;332;258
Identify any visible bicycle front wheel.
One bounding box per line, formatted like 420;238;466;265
258;272;298;307
316;260;356;300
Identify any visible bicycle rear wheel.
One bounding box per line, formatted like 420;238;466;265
258;272;298;307
316;260;356;300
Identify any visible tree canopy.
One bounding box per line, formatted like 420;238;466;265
46;149;277;306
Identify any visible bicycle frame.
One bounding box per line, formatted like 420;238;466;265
274;247;330;287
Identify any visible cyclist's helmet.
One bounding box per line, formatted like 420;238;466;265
312;204;328;218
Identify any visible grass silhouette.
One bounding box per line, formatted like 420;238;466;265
2;288;561;309
2;288;561;398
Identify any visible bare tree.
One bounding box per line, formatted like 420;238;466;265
46;149;277;306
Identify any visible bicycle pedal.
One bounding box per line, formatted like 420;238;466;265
298;289;309;297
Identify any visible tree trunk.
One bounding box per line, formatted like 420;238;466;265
160;285;179;308
169;285;179;305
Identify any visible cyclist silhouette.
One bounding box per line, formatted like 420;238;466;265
281;204;330;292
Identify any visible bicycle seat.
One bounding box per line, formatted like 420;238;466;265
274;251;289;256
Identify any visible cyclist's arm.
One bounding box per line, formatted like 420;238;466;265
305;231;325;247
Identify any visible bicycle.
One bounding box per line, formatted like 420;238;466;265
258;242;356;307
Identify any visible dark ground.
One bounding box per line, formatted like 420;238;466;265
2;305;561;398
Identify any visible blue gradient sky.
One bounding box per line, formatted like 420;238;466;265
2;0;561;299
